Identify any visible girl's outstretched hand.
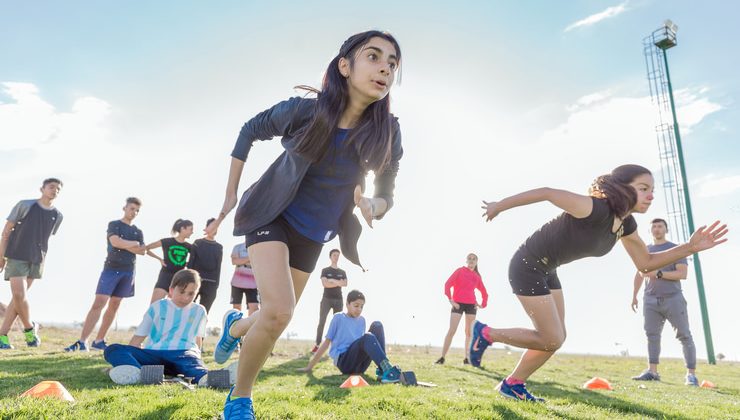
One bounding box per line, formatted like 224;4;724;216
206;193;239;236
354;185;374;228
689;221;729;252
481;200;502;222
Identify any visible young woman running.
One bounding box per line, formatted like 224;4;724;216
470;164;727;402
145;219;194;303
436;253;488;365
206;30;403;419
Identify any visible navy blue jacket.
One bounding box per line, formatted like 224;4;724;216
231;96;403;269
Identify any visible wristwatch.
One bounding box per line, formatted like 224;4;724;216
656;270;663;279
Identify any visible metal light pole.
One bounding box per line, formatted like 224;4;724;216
646;20;716;364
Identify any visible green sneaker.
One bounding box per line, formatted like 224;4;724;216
24;323;40;347
0;335;13;349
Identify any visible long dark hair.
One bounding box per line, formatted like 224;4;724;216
589;164;652;218
294;30;401;172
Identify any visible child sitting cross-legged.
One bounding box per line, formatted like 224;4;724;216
104;268;234;386
298;289;401;382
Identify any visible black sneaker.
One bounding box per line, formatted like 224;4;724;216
435;357;445;365
463;358;470;365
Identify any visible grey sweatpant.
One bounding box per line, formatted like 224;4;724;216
643;293;696;369
315;297;343;346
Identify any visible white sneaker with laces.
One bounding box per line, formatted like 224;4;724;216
109;365;141;385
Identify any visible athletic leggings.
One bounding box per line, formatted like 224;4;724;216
336;321;387;375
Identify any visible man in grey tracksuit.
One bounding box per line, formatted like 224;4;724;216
630;218;698;386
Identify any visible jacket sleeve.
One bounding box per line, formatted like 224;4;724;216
231;96;314;161
444;268;459;300
477;276;489;308
372;117;403;220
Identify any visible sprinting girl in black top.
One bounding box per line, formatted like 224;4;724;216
470;164;727;402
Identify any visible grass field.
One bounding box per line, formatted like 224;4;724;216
0;326;739;419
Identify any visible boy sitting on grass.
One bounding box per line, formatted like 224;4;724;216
298;289;401;383
104;269;233;386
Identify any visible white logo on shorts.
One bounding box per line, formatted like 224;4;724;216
256;230;270;236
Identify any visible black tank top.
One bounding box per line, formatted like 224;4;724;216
522;197;637;268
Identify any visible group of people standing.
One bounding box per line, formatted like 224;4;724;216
0;190;262;352
0;28;729;420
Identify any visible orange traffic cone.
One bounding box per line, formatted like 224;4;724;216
700;380;716;388
21;381;75;402
340;375;369;388
583;377;613;390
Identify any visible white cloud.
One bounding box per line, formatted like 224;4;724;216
564;2;629;33
674;88;723;134
0;82;111;151
696;174;740;198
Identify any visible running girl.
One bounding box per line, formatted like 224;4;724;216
206;30;403;419
470;164;727;402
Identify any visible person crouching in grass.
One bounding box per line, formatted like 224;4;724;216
298;289;401;383
104;269;231;386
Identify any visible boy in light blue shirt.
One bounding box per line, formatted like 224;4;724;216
299;290;401;382
104;269;231;386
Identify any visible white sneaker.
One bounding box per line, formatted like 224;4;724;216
109;365;141;385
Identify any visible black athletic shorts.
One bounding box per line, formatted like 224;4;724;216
154;270;177;290
231;286;259;305
451;302;477;315
508;247;562;296
245;215;323;273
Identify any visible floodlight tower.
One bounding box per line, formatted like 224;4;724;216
643;20;715;364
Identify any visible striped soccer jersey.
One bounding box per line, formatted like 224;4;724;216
135;299;207;351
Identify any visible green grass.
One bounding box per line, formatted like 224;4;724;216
1;326;739;419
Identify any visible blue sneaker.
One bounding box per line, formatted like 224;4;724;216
380;366;401;384
64;340;88;352
632;370;660;381
469;321;490;367
24;322;40;347
685;373;699;386
497;380;545;402
215;309;243;364
90;339;108;351
221;386;255;420
0;335;13;349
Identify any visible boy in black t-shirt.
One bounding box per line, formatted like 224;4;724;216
65;198;146;352
190;218;223;313
0;178;63;349
312;249;347;353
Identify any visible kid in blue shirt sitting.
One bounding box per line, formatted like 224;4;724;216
299;289;401;382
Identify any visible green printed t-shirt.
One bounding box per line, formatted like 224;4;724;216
160;237;192;272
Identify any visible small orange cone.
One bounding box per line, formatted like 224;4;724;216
583;377;613;390
700;380;716;388
340;375;369;388
21;381;75;402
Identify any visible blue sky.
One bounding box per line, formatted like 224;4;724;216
2;1;739;362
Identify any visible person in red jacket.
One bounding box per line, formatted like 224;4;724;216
436;253;488;365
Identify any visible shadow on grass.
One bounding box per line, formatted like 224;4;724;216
446;365;506;381
138;401;186;420
532;380;693;420
260;355;377;403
